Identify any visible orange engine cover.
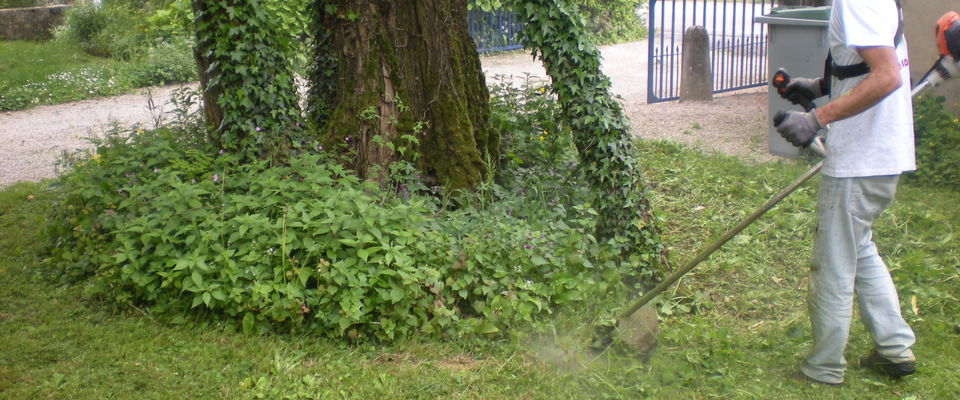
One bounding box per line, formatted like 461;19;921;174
935;11;960;58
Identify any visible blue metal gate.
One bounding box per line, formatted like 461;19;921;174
648;0;777;103
468;9;524;53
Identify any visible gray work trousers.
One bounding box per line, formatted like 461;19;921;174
800;175;916;384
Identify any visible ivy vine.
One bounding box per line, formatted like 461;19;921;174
512;0;662;278
191;0;305;161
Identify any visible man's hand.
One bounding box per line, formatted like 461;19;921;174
774;110;823;147
783;77;827;105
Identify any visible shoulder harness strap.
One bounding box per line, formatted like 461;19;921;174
824;0;903;89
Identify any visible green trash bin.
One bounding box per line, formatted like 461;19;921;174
756;6;831;158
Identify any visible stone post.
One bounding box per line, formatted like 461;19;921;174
679;25;712;102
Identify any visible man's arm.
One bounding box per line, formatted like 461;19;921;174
814;46;903;125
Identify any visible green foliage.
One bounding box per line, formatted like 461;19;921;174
263;0;312;71
513;0;662;281
490;74;576;176
52;1;197;82
44;114;624;340
143;0;195;40
122;37;197;87
192;0;305;160
469;0;505;12
570;0;646;44
55;1;142;59
908;96;960;189
0;40;130;111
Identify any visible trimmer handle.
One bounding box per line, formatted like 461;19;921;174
772;68;816;112
773;111;827;157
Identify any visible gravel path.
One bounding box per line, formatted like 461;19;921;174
0;40;777;188
0;85;190;187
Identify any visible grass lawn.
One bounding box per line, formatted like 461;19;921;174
0;40;115;88
0;40;130;110
1;141;957;399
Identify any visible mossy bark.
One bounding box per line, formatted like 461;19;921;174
311;0;496;191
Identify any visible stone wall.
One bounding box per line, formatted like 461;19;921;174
0;5;70;41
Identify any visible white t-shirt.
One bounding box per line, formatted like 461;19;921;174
824;0;915;178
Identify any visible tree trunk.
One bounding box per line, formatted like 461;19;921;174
311;0;496;191
191;0;224;133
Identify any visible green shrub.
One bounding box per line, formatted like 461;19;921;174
44;87;624;340
491;75;575;172
56;2;113;57
143;0;194;40
909;96;960;189
488;74;586;216
0;2;196;110
124;38;197;87
56;1;191;60
572;0;647;44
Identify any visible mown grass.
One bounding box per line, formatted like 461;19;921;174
0;39;195;111
0;40;115;88
2;141;958;399
0;40;131;110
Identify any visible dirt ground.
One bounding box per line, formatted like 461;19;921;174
0;40;780;188
481;40;777;164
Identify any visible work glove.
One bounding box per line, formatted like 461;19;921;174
782;77;828;106
773;110;822;148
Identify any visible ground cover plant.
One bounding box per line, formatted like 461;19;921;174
3;138;958;399
41;80;629;342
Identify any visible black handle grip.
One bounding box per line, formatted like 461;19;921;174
771;68;816;112
772;69;791;93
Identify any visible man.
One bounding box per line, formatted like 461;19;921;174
773;0;916;386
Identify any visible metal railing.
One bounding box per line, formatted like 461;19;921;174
648;0;777;103
468;9;524;53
